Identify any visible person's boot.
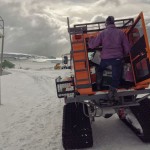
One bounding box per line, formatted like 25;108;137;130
108;86;119;102
96;84;101;91
96;74;102;91
113;90;119;102
108;86;115;100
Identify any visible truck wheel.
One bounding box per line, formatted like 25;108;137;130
62;103;93;149
118;98;150;142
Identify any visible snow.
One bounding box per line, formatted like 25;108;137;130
0;60;150;150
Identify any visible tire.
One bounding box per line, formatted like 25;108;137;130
118;98;150;142
62;103;93;149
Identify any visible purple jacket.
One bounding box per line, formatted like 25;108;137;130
88;24;130;59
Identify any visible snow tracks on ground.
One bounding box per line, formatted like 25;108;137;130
0;69;66;150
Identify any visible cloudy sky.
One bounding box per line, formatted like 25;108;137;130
0;0;150;57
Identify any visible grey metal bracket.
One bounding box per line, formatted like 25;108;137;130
65;88;150;104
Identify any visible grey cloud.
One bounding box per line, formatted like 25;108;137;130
90;15;105;22
0;0;70;57
136;0;150;4
7;14;68;56
0;0;150;57
95;0;121;7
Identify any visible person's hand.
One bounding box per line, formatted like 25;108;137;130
89;36;95;41
89;34;95;38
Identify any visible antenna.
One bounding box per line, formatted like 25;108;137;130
0;16;4;105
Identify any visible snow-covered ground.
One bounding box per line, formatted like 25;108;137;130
0;60;150;150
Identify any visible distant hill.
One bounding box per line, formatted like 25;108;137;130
3;52;56;60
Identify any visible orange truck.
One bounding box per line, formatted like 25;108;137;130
55;12;150;149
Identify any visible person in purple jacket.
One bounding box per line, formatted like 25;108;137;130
88;16;130;101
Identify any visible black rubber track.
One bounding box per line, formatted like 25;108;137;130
119;98;150;142
62;103;93;149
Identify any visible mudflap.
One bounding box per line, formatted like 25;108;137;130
62;102;93;149
118;98;150;142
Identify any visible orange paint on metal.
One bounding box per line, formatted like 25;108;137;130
77;88;95;95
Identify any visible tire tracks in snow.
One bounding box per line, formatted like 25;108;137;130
0;69;66;150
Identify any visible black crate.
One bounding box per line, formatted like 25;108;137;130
55;76;75;98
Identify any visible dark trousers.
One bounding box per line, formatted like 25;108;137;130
97;58;123;88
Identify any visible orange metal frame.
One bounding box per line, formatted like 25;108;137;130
71;12;150;94
127;12;150;88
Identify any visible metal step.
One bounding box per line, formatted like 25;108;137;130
74;59;86;63
71;40;84;44
76;78;89;82
72;50;85;53
76;84;91;89
75;69;88;72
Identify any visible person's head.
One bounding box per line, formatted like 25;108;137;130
105;16;115;26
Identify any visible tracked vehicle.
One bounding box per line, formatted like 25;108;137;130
55;12;150;149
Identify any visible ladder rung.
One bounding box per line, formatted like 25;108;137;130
71;40;84;44
72;50;85;53
75;69;87;72
76;78;89;82
74;60;86;63
76;84;91;89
